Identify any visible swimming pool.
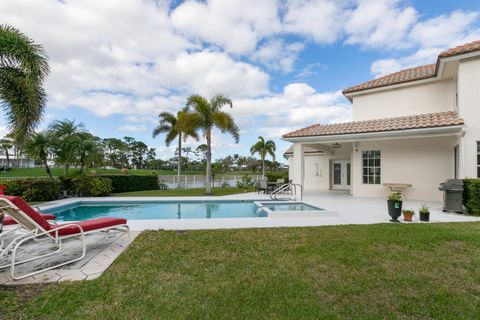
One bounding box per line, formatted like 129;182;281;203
44;201;267;221
42;200;326;221
260;202;323;212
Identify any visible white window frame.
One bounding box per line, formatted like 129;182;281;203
362;150;381;185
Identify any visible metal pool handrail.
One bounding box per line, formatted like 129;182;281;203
270;182;303;201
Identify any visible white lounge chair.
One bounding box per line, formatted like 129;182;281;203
0;195;129;280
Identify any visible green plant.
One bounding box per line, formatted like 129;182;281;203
402;209;415;215
186;94;240;194
152;109;199;189
387;192;402;201
71;175;112;197
0;25;49;145
419;204;430;214
2;178;60;201
463;179;480;215
265;171;289;183
97;175;159;193
237;174;254;189
250;136;276;177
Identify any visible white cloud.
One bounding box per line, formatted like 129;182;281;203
233;83;351;138
116;124;147;133
251;39;304;73
171;0;281;55
369;10;480;77
409;11;480;48
345;0;417;49
284;0;345;43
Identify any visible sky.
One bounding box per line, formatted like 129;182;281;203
1;0;480;163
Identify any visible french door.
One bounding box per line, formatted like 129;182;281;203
332;160;351;190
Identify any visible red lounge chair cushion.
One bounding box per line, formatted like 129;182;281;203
0;196;52;231
55;217;127;236
3;214;56;226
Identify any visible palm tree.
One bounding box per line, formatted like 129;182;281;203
186;94;239;194
0;25;49;145
0;138;13;167
75;132;97;173
250;136;276;177
24;132;53;179
153;109;198;188
49;119;84;174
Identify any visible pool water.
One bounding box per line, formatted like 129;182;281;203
261;203;323;212
45;201;268;221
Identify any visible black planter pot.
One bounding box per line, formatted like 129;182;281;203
387;200;403;222
419;212;430;222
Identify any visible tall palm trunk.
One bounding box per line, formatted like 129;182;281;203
177;133;182;189
43;160;53;179
4;149;10;167
262;157;266;177
205;128;212;194
79;152;86;174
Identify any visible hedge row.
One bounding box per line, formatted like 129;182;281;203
96;175;160;193
463;179;480;216
60;174;161;194
2;179;61;202
265;171;289;183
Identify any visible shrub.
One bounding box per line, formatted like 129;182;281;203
97;175;159;193
71;175;112;197
463;179;480;216
265;171;289;183
237;174;254;190
2;178;61;202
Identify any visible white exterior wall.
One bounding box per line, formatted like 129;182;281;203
458;58;480;179
287;144;352;192
352;80;455;121
352;137;456;201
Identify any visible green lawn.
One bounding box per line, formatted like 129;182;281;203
2;223;480;319
113;186;255;197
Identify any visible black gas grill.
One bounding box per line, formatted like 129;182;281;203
438;179;464;213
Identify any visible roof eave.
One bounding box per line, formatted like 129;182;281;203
282;124;464;143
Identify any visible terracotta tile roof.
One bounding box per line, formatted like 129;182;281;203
343;40;480;94
284;145;325;155
282;111;463;139
438;40;480;58
343;64;436;94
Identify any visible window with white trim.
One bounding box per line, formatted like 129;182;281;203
362;150;381;184
477;142;480;178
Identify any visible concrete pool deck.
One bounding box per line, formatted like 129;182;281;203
37;191;480;230
1;191;479;285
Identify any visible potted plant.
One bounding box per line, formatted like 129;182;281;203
387;192;403;222
402;209;414;222
419;204;430;222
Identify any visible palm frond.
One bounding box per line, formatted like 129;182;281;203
210;94;232;112
212;111;239;143
152;124;172;138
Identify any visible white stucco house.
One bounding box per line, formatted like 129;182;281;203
283;40;480;201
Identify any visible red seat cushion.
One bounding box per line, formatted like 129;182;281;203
55;217;127;236
0;196;52;231
3;214;56;226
